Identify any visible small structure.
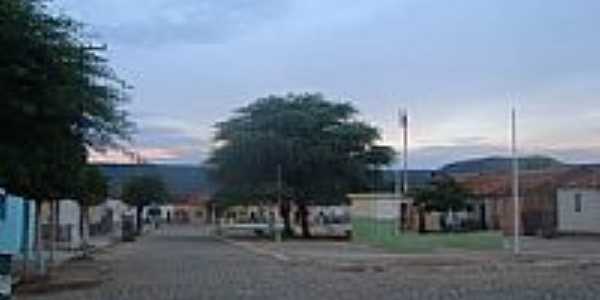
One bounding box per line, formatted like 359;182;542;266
556;170;600;234
557;188;600;234
349;193;413;233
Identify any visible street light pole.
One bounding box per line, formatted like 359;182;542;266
512;108;520;255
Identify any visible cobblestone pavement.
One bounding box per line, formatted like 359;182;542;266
18;225;600;300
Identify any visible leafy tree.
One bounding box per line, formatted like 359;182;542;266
0;0;131;197
0;0;131;270
76;165;108;250
121;175;169;235
413;176;471;233
363;145;397;192
209;93;394;237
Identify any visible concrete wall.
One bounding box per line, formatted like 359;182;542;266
349;194;412;221
0;195;36;256
40;200;82;249
557;189;600;234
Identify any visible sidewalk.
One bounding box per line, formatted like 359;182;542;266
14;234;118;295
51;234;117;266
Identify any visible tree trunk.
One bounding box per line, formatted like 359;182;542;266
79;204;85;247
418;206;426;233
299;203;311;238
136;205;143;235
49;200;56;264
21;200;31;279
80;205;90;257
34;201;46;276
279;201;293;238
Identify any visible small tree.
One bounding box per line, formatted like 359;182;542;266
121;175;169;235
77;165;108;252
413;176;470;233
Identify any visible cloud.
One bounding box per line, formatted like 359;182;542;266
61;0;600;168
89;115;213;164
89;146;195;164
56;0;292;46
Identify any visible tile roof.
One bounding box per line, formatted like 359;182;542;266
457;166;600;197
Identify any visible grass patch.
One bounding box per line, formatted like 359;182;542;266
352;218;504;253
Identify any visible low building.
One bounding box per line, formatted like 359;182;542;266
557;189;600;234
460;166;600;236
556;171;600;234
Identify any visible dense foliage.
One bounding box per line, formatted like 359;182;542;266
209;93;394;236
0;0;131;200
77;165;109;207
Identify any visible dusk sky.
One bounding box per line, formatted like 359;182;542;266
55;0;600;169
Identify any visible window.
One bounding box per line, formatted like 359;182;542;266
574;193;582;213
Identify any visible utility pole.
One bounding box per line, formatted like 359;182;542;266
395;108;409;235
402;109;408;195
512;108;520;255
396;108;409;195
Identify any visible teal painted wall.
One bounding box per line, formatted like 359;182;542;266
0;195;36;255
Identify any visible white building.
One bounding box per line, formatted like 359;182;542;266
557;188;600;234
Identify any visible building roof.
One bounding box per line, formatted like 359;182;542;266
458;166;600;197
96;164;213;202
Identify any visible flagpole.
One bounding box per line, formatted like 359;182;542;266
512;108;520;255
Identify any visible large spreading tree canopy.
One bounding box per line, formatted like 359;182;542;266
209;93;395;236
0;0;131;200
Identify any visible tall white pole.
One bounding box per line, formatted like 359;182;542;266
395;109;402;196
403;109;408;195
512;108;520;254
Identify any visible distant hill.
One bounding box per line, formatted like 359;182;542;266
97;164;213;201
381;170;436;189
441;156;564;174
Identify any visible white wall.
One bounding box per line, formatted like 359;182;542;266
557;189;600;234
349;194;412;220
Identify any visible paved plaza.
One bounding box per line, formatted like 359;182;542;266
18;226;600;300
